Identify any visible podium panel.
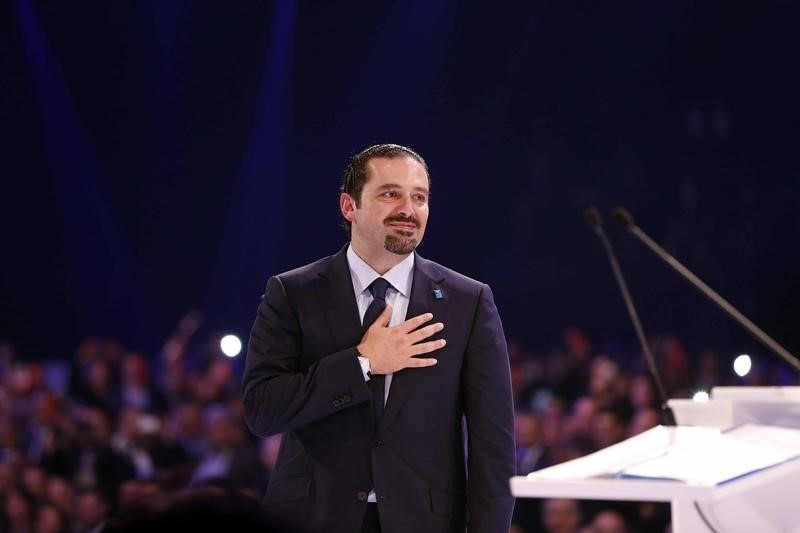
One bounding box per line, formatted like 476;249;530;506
511;387;800;533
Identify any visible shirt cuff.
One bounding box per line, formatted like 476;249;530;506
357;355;371;381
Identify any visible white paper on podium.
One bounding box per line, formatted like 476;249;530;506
527;424;800;488
621;423;800;486
529;425;720;481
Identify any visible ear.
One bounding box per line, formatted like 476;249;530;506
340;193;357;222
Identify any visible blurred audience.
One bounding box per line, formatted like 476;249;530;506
0;319;760;532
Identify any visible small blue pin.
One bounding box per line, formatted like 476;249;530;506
433;289;443;300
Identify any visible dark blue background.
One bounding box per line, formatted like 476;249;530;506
3;1;799;370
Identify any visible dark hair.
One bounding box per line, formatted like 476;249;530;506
340;143;429;236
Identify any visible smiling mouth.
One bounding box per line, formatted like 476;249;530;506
387;222;417;231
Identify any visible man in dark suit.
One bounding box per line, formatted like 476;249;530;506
242;144;515;532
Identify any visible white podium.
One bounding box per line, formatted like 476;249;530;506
510;387;800;533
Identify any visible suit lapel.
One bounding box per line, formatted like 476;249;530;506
381;253;448;429
316;245;363;351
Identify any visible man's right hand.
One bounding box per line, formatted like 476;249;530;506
357;305;445;375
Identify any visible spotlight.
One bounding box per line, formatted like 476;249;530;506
220;334;242;357
692;390;710;403
733;354;752;377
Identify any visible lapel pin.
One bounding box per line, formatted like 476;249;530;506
433;289;443;300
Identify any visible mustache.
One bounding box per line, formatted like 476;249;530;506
383;215;420;228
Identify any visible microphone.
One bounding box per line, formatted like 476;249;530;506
584;207;676;425
611;206;800;373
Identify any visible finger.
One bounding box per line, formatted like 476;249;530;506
407;322;444;344
396;312;434;333
409;338;447;355
370;304;393;328
404;357;438;368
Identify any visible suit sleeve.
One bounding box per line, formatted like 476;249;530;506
242;275;371;437
462;283;516;532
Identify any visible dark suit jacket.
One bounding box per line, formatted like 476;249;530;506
242;246;515;533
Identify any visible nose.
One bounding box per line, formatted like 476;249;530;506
395;193;415;217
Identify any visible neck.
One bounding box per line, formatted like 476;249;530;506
350;241;409;275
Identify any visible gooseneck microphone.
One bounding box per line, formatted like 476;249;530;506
584;207;676;426
611;206;800;373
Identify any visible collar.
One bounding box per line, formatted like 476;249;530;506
346;244;414;298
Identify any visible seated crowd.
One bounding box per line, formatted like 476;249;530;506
0;318;779;532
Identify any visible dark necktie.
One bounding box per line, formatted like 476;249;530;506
362;277;391;430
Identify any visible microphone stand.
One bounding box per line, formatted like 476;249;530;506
612;206;800;374
585;208;676;425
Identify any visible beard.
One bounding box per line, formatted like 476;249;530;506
382;216;421;255
384;231;418;255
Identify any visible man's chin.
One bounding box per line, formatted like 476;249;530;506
384;235;418;255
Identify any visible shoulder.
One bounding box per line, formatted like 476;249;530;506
269;243;351;284
273;253;338;284
259;248;346;301
416;254;488;294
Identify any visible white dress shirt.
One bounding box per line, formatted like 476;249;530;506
346;244;415;405
347;245;414;503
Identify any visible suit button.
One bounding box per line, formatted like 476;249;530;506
379;495;387;501
356;491;367;502
374;440;383;448
333;399;341;407
343;394;351;402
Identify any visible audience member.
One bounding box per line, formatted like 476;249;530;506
73;489;109;533
542;498;583;533
587;509;629;533
2;487;36;533
514;412;550;474
32;502;67;533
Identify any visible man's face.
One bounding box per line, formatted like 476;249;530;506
341;156;429;258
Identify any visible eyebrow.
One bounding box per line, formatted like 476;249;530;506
375;183;430;195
